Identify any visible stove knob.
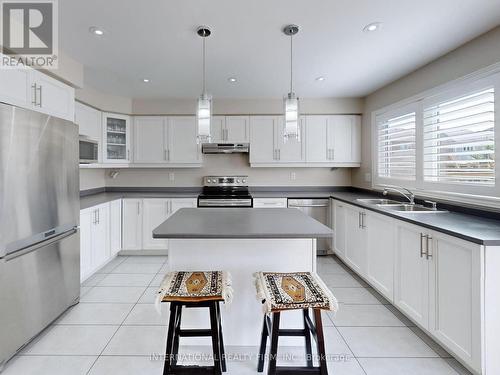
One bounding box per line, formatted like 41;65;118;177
242;179;247;183
237;179;241;183
207;179;212;183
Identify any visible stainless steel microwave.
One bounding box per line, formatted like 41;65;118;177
79;136;99;163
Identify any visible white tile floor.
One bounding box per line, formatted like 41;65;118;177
2;255;472;375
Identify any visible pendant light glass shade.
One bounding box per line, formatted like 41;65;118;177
196;26;212;144
284;92;300;142
283;24;300;143
197;93;212;143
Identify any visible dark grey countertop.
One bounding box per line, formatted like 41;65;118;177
80;187;500;245
153;208;333;239
329;191;500;246
80;192;199;210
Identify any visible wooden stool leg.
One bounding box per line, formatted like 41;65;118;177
215;302;227;372
163;302;178;375
171;304;183;367
257;315;269;372
303;309;314;368
209;302;223;375
267;312;281;375
313;309;328;375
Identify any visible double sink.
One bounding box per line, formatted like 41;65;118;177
356;198;447;213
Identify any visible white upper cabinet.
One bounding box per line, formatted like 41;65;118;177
0;67;74;121
31;70;75;121
210;116;225;143
103;112;131;163
225;116;249;142
305;115;361;165
0;68;31;108
75;102;102;162
166;116;200;164
210;116;249;143
249;115;303;165
133;116;201;165
249;116;276;163
134;116;166;163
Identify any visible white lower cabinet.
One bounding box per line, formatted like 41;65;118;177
394;221;430;328
331;198;484;374
365;211;395;301
142;199;170;250
428;232;482;372
343;205;366;275
109;199;122;256
80;202;110;282
122;199;144;250
253;198;287;208
122;198;197;251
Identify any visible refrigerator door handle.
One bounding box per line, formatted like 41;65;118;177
3;228;78;262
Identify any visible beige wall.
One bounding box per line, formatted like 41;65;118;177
80;97;360;190
132;97;363;115
104;154;351;188
80;169;106;190
353;26;500;188
76;85;133;114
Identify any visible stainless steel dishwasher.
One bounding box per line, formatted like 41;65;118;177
288;198;331;255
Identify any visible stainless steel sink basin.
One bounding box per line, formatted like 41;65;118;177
356;198;401;205
382;204;447;213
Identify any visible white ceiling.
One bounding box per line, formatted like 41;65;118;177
60;0;500;99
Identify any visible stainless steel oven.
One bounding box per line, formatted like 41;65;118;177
79;135;99;163
198;176;253;207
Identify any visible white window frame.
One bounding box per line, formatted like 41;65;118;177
372;63;500;207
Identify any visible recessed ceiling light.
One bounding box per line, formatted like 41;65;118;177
363;22;382;32
315;76;325;82
89;26;105;36
142;78;150;83
228;77;237;83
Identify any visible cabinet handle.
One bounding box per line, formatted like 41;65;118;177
361;212;366;229
358;212;362;228
127;149;130;160
426;235;433;259
224;129;228;141
420;233;426;258
167;149;170;161
31;83;37;105
137;202;140;215
278;149;280;160
164;150;167;161
38;85;42;107
331;148;335;160
92;210;96;224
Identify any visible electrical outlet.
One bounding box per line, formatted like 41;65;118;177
290;172;296;181
364;172;372;183
169;172;175;181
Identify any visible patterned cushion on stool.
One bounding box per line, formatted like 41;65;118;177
254;272;338;313
156;271;232;304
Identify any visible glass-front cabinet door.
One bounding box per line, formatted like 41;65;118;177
102;112;131;163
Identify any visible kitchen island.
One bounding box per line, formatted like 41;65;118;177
153;207;333;346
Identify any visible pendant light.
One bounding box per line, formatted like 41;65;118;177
283;24;300;143
197;26;212;144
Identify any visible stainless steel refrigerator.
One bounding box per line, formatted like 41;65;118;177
0;102;80;370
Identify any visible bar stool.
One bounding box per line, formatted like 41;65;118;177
254;271;338;375
157;271;232;375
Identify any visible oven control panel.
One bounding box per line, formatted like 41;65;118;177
203;176;248;186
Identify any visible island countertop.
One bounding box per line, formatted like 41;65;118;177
153;207;333;239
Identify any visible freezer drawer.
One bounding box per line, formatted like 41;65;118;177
0;229;80;368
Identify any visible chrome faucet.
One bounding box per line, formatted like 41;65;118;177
382;185;415;205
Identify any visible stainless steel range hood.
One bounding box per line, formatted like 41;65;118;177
202;143;249;154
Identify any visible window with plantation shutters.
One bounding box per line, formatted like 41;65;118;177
377;111;416;180
423;88;495;185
